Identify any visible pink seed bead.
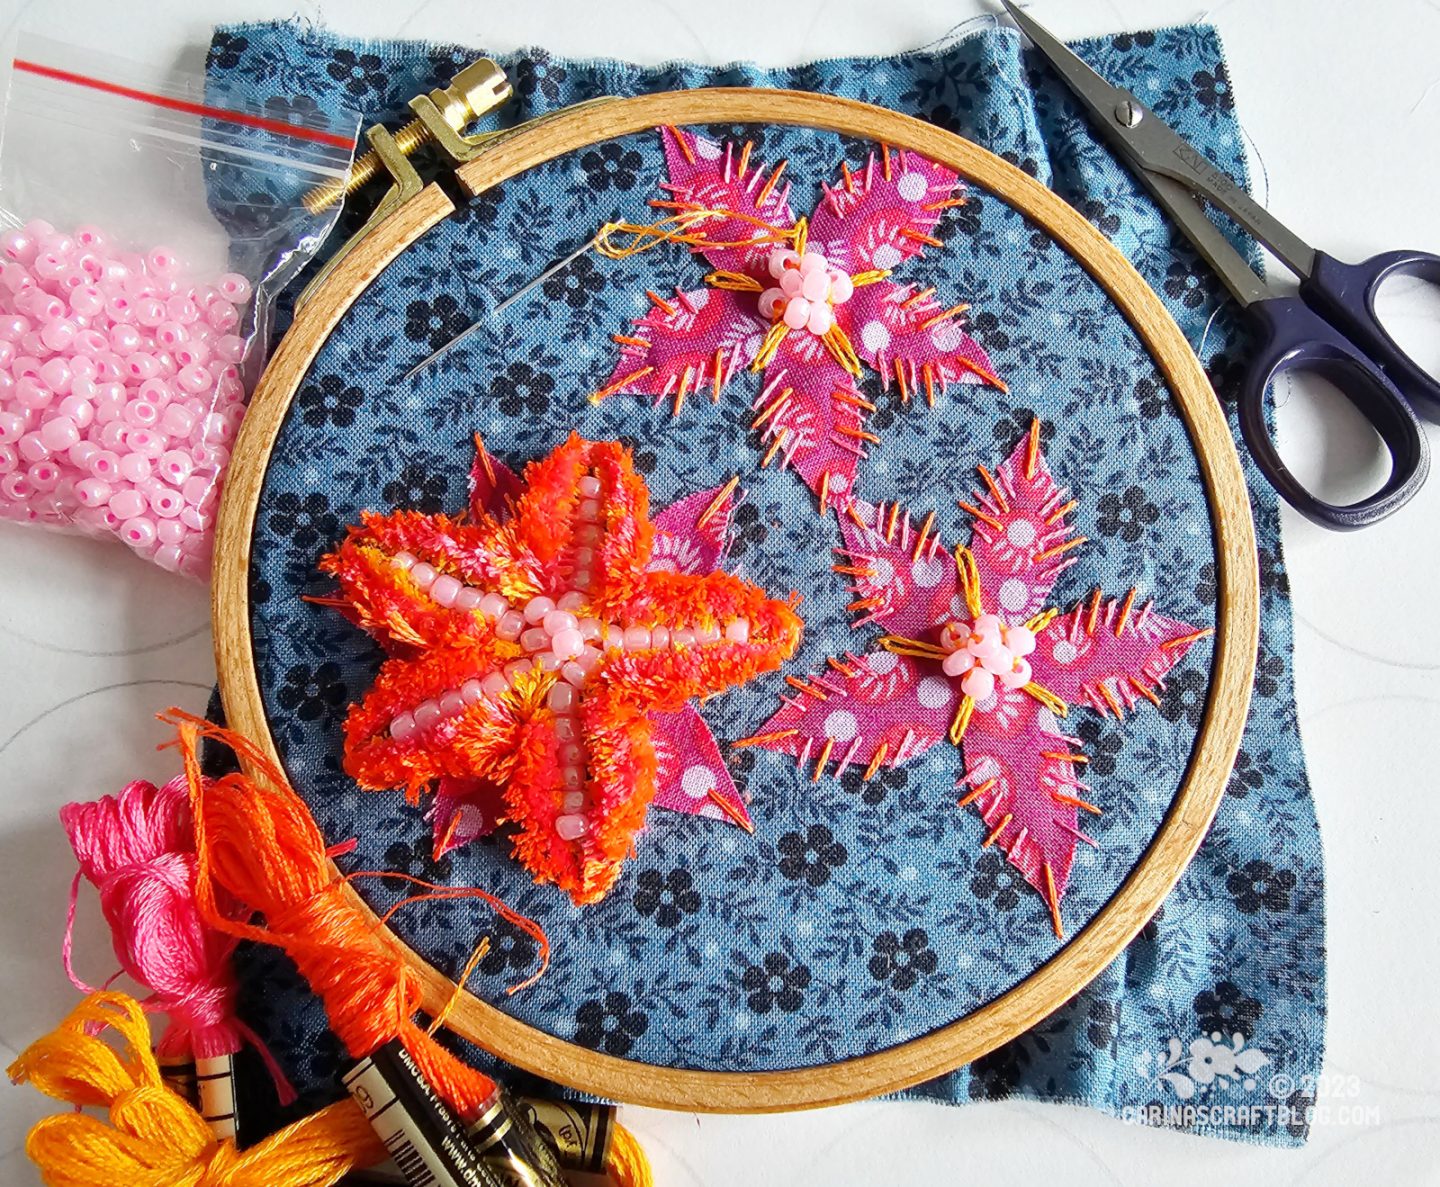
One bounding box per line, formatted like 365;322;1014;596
0;315;31;341
38;358;71;394
134;297;166;327
127;429;164;458
174;339;210;368
119;453;152;483
160;404;196;438
165;295;199;324
0;229;35;264
181;475;214;506
39;416;79;452
152;543;185;571
123;400;160;429
156;321;188;348
89;451;120;479
69;284;104;317
191;443;229;469
178;364;212;395
158;450;193;483
120;515;157;549
551;628;584;661
547;682;575;714
0;445;21;475
214;334;246;364
207;303;239;333
137;378;173;405
543;610;579;635
147;246;180;274
156;518;187;546
217;273;251;302
125;353;160;382
75;478;113;508
179;504;212;532
429;574;462;607
32;252;66;282
74;225;106;250
109;488;146;519
201;413;232;443
18;432;49;463
27;461;60;491
0;473;33;500
18;331;50;358
15;378;52;411
67;440;99;469
109;323;142;353
0;412;24;443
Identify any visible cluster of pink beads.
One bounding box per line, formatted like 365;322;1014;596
939;614;1037;702
757;247;854;336
0;219;252;577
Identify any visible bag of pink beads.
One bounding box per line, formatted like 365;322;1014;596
0;36;359;576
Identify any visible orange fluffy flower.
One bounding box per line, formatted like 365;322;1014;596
320;435;802;904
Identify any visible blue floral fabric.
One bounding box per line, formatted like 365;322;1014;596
205;20;1325;1146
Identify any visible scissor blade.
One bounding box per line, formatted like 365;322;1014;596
1145;173;1271;307
1000;1;1316;279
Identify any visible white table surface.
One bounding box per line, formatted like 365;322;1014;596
0;0;1437;1183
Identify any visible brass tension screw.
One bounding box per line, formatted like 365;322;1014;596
303;60;509;214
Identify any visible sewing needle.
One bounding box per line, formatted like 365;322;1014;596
401;233;603;383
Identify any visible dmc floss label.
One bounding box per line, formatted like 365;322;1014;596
343;1042;505;1187
195;1053;238;1141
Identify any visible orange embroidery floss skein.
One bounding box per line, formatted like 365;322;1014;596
9;991;387;1187
164;709;549;1123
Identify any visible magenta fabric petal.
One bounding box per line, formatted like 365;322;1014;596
1033;594;1210;714
650;704;751;829
806;147;962;275
841;279;1001;395
650;481;735;575
659;125;796;276
755;650;954;775
428;776;507;858
836;498;961;639
957;694;1084;903
468;445;522;522
758;333;871;499
601;286;765;405
963;433;1080;624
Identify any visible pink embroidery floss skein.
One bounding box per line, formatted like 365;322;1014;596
60;773;295;1139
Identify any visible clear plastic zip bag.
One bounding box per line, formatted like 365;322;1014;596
0;34;359;576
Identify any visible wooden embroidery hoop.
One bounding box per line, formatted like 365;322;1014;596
212;88;1259;1112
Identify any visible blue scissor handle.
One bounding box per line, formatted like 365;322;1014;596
1237;294;1430;530
1303;248;1440;422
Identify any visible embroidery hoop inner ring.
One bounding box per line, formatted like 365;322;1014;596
212;88;1259;1112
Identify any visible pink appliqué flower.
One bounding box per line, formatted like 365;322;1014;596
596;127;1005;505
428;444;756;858
752;422;1213;934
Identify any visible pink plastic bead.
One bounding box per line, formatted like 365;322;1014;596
75;478;113;508
165;296;199;324
18;432;50;463
1;473;34;501
15;378;52;410
152;544;185;572
126;429;164;458
174;339;210;368
0;229;36;264
118;453;152;483
179;504;212;533
39;416;79;452
27;460;61;491
120;515;157;549
125;353;160;382
206;302;239;333
156;518;186;545
97;421;128;450
74;225;107;250
147;485;183;518
217;273;251;303
0;411;25;443
147;246;180;274
89;451;120;480
178;363;212;395
108;488;146;520
109;323;141;353
159;404;196;438
157;449;193;484
155;321;188;349
38;358;71;394
0;445;18;475
0;315;31;341
181;475;214;506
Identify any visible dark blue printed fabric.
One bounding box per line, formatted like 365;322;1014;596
204;21;1324;1146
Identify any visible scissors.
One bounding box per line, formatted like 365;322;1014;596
1001;1;1440;530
